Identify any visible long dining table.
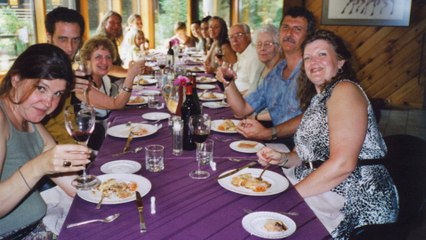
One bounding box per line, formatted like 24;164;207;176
58;71;331;239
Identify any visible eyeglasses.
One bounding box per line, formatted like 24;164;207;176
255;41;276;49
229;32;247;40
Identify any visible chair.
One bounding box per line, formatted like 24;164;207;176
350;134;426;240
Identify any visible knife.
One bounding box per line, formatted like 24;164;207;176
135;191;147;232
217;161;257;180
122;126;134;153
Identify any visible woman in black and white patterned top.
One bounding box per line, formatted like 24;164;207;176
256;30;398;239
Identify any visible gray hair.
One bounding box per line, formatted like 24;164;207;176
253;24;279;44
232;23;251;33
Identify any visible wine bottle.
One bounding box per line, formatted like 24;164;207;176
167;41;175;68
188;73;201;110
181;84;201;150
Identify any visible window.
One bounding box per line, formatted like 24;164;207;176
0;0;36;72
154;0;188;48
45;0;76;12
238;0;283;31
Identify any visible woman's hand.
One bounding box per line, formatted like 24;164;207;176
35;144;91;176
256;147;284;166
127;60;146;79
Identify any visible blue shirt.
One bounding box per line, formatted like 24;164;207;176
245;59;302;126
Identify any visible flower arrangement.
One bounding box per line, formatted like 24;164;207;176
174;75;190;86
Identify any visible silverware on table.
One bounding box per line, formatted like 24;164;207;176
122;126;135;153
136;191;147;232
228;157;258;162
66;213;120;228
112;146;144;156
257;165;269;181
217;161;257;180
96;192;107;209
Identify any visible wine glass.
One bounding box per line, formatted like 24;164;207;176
64;103;100;190
215;47;224;66
72;50;92;104
189;114;211;179
220;62;235;105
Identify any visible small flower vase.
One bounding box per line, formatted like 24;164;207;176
175;85;184;116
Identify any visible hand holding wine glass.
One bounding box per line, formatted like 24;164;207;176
64;103;100;190
189;114;211;179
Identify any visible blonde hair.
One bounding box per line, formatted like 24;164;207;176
80;35;117;65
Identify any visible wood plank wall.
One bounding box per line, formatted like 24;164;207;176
305;0;426;109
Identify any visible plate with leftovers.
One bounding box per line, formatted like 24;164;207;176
186;66;205;72
107;123;158;138
142;112;171;121
126;96;148;105
217;168;289;196
202;102;228;109
211;119;239;133
77;173;151;204
197;84;216;90
230;140;264;153
141;90;161;96
196;76;217;83
134;77;157;86
242;211;296;239
100;160;141;174
198;92;225;101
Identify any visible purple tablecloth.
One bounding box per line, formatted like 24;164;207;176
58;84;330;240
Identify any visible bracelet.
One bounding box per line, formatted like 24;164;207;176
18;166;32;190
279;152;289;167
121;86;133;93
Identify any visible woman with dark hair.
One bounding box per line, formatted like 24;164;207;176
256;30;398;239
203;16;237;74
200;16;212;53
0;44;91;239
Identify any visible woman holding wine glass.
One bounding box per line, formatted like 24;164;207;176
73;35;145;149
203;16;237;74
0;44;91;238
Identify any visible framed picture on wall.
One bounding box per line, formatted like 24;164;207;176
322;0;412;26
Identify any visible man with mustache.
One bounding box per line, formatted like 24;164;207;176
218;7;316;148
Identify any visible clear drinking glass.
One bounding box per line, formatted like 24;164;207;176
64;104;100;190
189;114;211;179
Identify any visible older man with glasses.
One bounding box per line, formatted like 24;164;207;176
216;23;264;95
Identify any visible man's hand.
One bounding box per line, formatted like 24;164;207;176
237;119;271;140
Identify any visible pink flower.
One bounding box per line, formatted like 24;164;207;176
174;76;190;86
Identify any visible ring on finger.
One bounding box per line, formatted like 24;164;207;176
63;160;72;167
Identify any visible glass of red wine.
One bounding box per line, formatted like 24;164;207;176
215;47;224;65
189;114;211;179
220;62;235;105
64;103;100;190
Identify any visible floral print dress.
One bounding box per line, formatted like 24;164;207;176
291;80;399;239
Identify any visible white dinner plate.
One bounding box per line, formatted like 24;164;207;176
107;123;158;138
126;96;148;106
100;160;141;174
134;77;157;86
141;90;161;96
230;140;264;153
142;112;171;121
217;168;289;196
242;211;296;239
202;102;228;109
211;119;240;133
186;66;205;72
197;76;217;83
197;84;216;90
77;173;151;204
198;92;225;101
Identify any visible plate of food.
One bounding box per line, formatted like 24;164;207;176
197;84;216;90
77;173;151;204
107;123;158;138
126;96;148;105
217;168;289;196
211;119;239;133
100;160;141;174
134;77;157;86
198;92;225;101
142;112;171;121
230;140;264;153
141;90;161;96
186;66;205;72
242;211;296;239
202;102;228;109
197;76;217;83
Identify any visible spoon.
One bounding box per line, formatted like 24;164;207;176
66;213;120;228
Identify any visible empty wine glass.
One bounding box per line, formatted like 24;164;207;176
189;114;211;179
64;103;100;190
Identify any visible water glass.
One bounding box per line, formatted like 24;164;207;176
145;145;164;172
196;139;214;165
148;95;160;108
172;119;183;156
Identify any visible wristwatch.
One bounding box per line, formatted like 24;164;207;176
271;126;278;140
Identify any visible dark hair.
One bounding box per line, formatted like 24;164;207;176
210;16;230;47
201;16;211;24
297;29;357;110
0;44;73;103
282;6;316;37
45;7;85;37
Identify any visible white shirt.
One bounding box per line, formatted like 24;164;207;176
233;44;264;93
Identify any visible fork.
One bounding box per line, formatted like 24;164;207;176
257;165;269;181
